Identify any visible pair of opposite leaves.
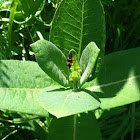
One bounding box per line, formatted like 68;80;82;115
31;40;100;88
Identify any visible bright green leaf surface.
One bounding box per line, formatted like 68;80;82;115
49;112;102;140
1;48;139;117
50;0;105;58
83;47;140;109
31;40;69;87
80;42;100;86
38;88;100;118
0;60;59;116
0;60;58;88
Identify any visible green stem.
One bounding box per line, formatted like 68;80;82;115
121;125;130;140
21;34;28;60
8;0;18;58
2;129;18;140
73;115;77;140
131;103;135;140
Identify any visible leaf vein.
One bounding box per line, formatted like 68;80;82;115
87;75;140;90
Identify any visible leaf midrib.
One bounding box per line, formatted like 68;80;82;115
0;88;42;91
87;75;140;91
78;0;85;59
1;75;139;91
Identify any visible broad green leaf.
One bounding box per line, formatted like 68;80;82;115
50;0;105;57
38;88;100;118
31;40;69;87
49;112;102;140
50;0;105;79
0;60;59;116
80;42;100;86
83;47;140;109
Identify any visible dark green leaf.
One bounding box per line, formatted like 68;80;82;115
50;0;105;58
83;47;140;109
50;0;105;80
0;34;8;59
49;112;102;140
18;0;45;17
